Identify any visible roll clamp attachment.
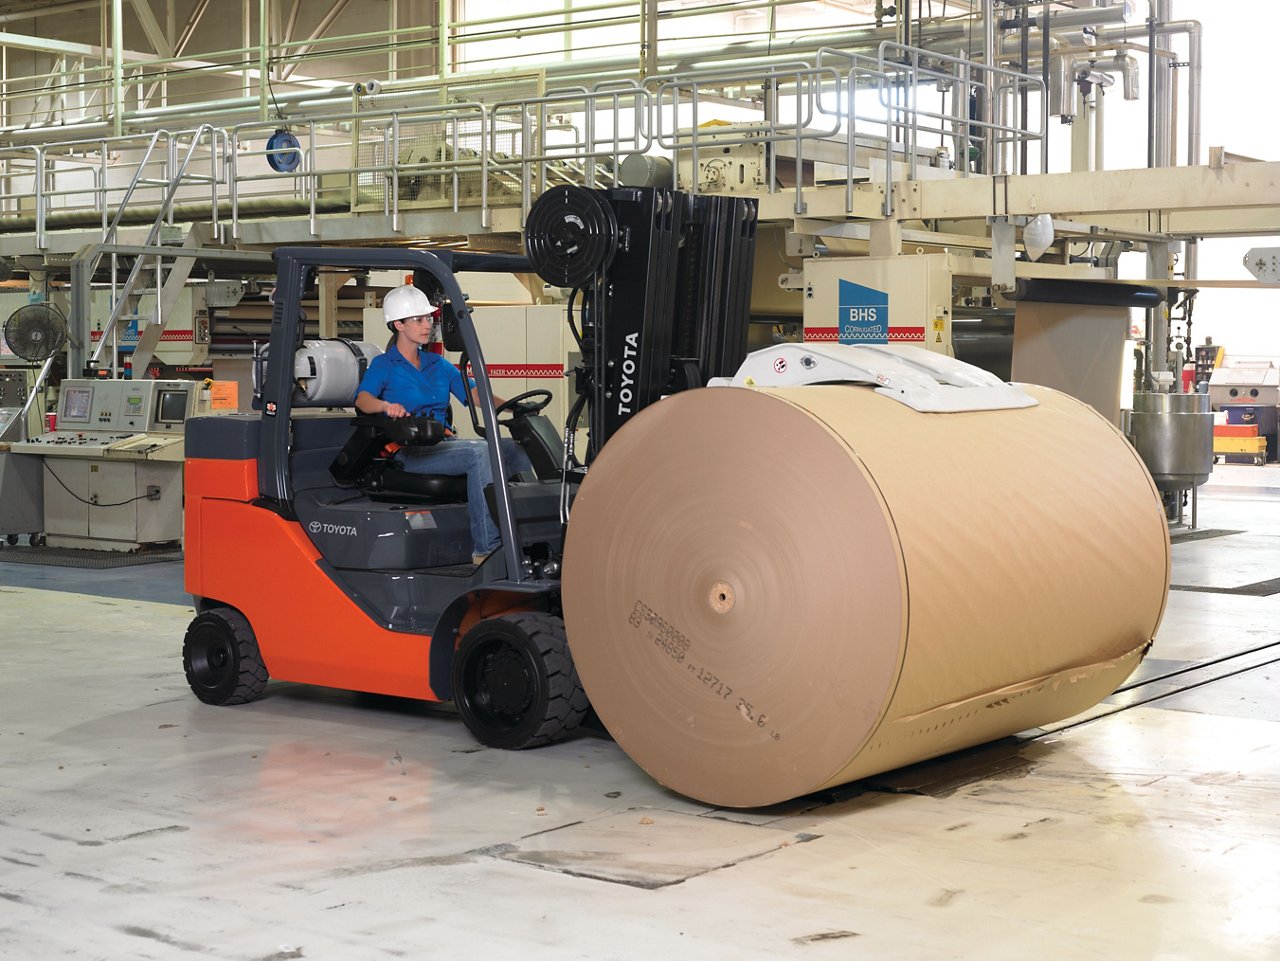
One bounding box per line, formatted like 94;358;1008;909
712;344;1038;413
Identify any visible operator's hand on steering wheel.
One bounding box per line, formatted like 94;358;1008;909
383;401;409;419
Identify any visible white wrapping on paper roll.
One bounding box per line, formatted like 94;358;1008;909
562;383;1170;808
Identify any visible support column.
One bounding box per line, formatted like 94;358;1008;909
979;0;996;175
437;0;449;79
242;0;250;99
1070;83;1092;173
111;0;123;136
639;0;657;79
869;220;902;258
318;270;354;338
258;0;268;120
1147;240;1172;384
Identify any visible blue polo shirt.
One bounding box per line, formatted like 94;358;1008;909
356;346;468;422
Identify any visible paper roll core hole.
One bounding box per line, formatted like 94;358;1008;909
709;581;736;614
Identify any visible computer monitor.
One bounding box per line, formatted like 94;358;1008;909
154;387;189;426
60;385;93;424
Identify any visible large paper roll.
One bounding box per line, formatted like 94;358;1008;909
563;384;1170;807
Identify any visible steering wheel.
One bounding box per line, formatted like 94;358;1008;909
495;389;553;422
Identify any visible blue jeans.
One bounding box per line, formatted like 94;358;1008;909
398;437;532;554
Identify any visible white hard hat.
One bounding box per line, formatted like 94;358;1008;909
383;284;440;324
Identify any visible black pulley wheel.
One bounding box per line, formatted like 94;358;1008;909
525;185;619;288
182;607;269;706
452;612;589;749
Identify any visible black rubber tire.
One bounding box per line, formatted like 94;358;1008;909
452;612;589;750
28;533;44;547
4;534;17;546
182;607;269;706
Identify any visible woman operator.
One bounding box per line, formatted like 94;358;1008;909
355;284;532;566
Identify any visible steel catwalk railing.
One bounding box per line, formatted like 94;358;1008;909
88;125;225;373
0;1;1141;143
0;48;1047;244
655;63;842;216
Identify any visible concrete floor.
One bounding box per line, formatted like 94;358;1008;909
1;466;1278;961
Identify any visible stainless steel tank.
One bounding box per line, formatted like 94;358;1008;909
1127;391;1213;492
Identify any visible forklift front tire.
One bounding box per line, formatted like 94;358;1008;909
452;613;588;750
183;607;269;706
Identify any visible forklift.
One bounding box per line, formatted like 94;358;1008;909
181;186;757;749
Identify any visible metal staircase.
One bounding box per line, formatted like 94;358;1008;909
67;126;226;378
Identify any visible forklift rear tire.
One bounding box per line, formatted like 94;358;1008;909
183;607;269;706
452;612;589;750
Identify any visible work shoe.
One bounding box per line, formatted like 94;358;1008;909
472;550;493;566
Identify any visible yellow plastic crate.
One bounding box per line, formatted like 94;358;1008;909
1214;436;1268;454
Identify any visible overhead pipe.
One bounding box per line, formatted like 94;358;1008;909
1101;11;1204;297
0;3;1138;145
1049;49;1075;121
1098;17;1201;167
1145;6;1158;167
1041;0;1051;136
979;0;996;174
1094;78;1105;172
544;4;1131;84
1153;0;1172;169
1042;51;1139;120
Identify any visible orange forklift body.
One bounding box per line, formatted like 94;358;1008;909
184;455;440;700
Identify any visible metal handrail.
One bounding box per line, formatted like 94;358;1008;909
0;47;1050;247
875;42;1047;176
101;130;165;244
91;125;224;370
489;83;653;219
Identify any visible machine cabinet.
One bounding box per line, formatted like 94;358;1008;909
42;457;183;550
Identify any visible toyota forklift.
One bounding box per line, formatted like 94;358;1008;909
181;186;757;750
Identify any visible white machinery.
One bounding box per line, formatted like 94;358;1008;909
792;254;1147;426
1;303;68;545
10;378;196;551
0;369;45;545
1208;361;1280;409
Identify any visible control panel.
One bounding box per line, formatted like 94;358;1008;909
0;369;30;408
10;378;195;461
0;368;39;443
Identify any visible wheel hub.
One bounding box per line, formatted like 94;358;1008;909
191;632;233;690
478;647;535;719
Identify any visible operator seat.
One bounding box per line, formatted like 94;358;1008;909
380;466;468;501
330;413;468;503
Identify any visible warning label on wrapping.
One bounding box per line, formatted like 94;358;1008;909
838;279;890;345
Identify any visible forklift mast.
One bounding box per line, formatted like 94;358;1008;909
525;186;759;465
